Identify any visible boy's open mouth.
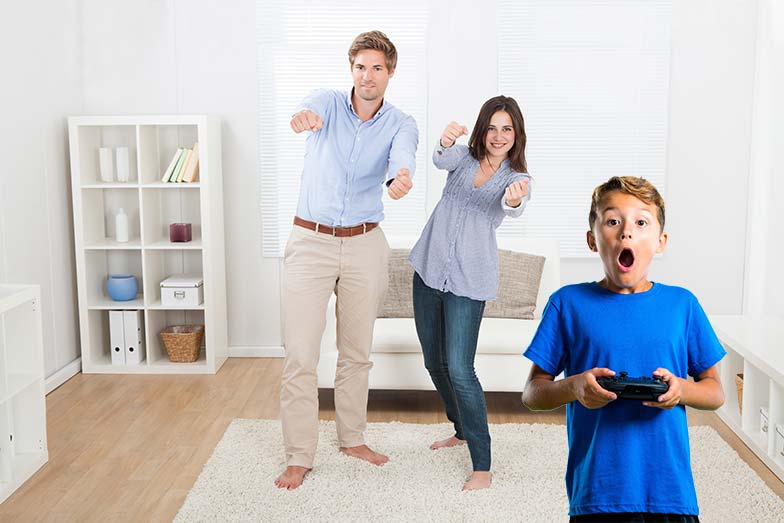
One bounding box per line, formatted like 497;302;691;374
618;248;635;269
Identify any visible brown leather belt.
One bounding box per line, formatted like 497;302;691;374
294;216;378;237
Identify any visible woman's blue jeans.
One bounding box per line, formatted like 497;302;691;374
412;271;491;471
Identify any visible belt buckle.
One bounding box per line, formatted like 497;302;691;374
363;223;367;234
332;226;337;237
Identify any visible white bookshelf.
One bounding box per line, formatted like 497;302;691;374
0;285;48;504
68;116;228;374
710;315;784;481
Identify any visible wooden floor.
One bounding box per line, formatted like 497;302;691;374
1;358;782;521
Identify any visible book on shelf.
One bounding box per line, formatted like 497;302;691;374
161;148;183;182
168;148;190;182
181;142;200;183
176;148;194;182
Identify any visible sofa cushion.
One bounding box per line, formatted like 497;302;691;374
371;317;540;355
484;250;546;319
378;248;546;320
378;249;415;318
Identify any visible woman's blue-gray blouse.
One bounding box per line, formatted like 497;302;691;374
408;142;531;301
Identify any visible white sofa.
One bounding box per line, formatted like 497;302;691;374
316;237;560;392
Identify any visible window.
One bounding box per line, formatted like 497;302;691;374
257;1;429;257
497;0;672;256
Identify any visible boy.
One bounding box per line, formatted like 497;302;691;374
522;176;725;522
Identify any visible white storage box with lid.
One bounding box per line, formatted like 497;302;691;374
160;274;204;307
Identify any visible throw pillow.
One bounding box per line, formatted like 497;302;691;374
378;249;415;318
378;248;546;320
483;250;545;319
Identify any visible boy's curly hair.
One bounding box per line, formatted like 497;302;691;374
589;176;666;231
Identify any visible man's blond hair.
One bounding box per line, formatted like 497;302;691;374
589;176;666;231
348;31;397;71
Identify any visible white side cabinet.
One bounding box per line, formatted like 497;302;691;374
711;315;784;481
68;116;228;374
0;285;48;504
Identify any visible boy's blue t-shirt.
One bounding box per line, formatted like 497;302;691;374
524;282;725;516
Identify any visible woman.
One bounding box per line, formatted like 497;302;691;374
408;95;531;490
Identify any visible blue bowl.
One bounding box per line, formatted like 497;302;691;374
106;274;138;301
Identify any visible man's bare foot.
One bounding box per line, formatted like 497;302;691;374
463;471;492;491
429;435;466;450
274;465;310;490
339;444;389;465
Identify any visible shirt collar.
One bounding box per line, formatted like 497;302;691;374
347;88;387;120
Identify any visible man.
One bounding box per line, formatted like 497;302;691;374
275;30;418;490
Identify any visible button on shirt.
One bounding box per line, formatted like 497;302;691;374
295;89;418;227
409;143;531;301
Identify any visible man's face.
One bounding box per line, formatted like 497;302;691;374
587;191;667;294
351;49;394;103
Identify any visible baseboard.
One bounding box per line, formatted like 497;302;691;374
228;346;284;358
45;357;82;394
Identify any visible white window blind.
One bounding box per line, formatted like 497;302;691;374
497;0;672;256
257;1;428;257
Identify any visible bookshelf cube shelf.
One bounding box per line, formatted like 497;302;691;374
138;124;199;186
84;250;144;309
146;309;206;366
80;188;141;247
143;250;203;306
141;188;202;246
76;125;138;185
711;315;784;481
69;116;227;374
0;285;48;503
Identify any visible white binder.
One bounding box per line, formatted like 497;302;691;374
122;310;145;365
109;310;125;365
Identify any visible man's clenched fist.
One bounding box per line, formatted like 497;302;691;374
388;168;413;200
290;110;323;133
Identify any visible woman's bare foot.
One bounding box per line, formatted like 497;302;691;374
463;471;492;491
340;444;389;465
274;465;310;490
429;435;466;450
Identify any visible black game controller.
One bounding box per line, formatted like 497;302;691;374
597;372;669;401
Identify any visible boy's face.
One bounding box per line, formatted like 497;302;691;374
351;49;394;103
586;190;668;294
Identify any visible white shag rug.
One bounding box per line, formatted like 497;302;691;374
175;420;784;522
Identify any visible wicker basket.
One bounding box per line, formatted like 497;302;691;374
160;324;204;362
735;373;744;414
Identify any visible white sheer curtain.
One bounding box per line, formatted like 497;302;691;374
496;0;672;256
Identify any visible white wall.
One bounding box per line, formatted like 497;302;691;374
745;0;784;318
0;0;82;378
18;0;760;359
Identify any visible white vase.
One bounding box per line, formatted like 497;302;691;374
115;208;129;243
116;147;130;182
99;147;114;183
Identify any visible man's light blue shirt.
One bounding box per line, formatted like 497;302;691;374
295;89;418;227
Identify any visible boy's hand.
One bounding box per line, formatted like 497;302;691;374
644;368;682;409
440;121;468;148
290;109;323;133
571;368;617;409
388;168;413;200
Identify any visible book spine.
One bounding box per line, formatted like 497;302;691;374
161;148;183;182
168;148;189;183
